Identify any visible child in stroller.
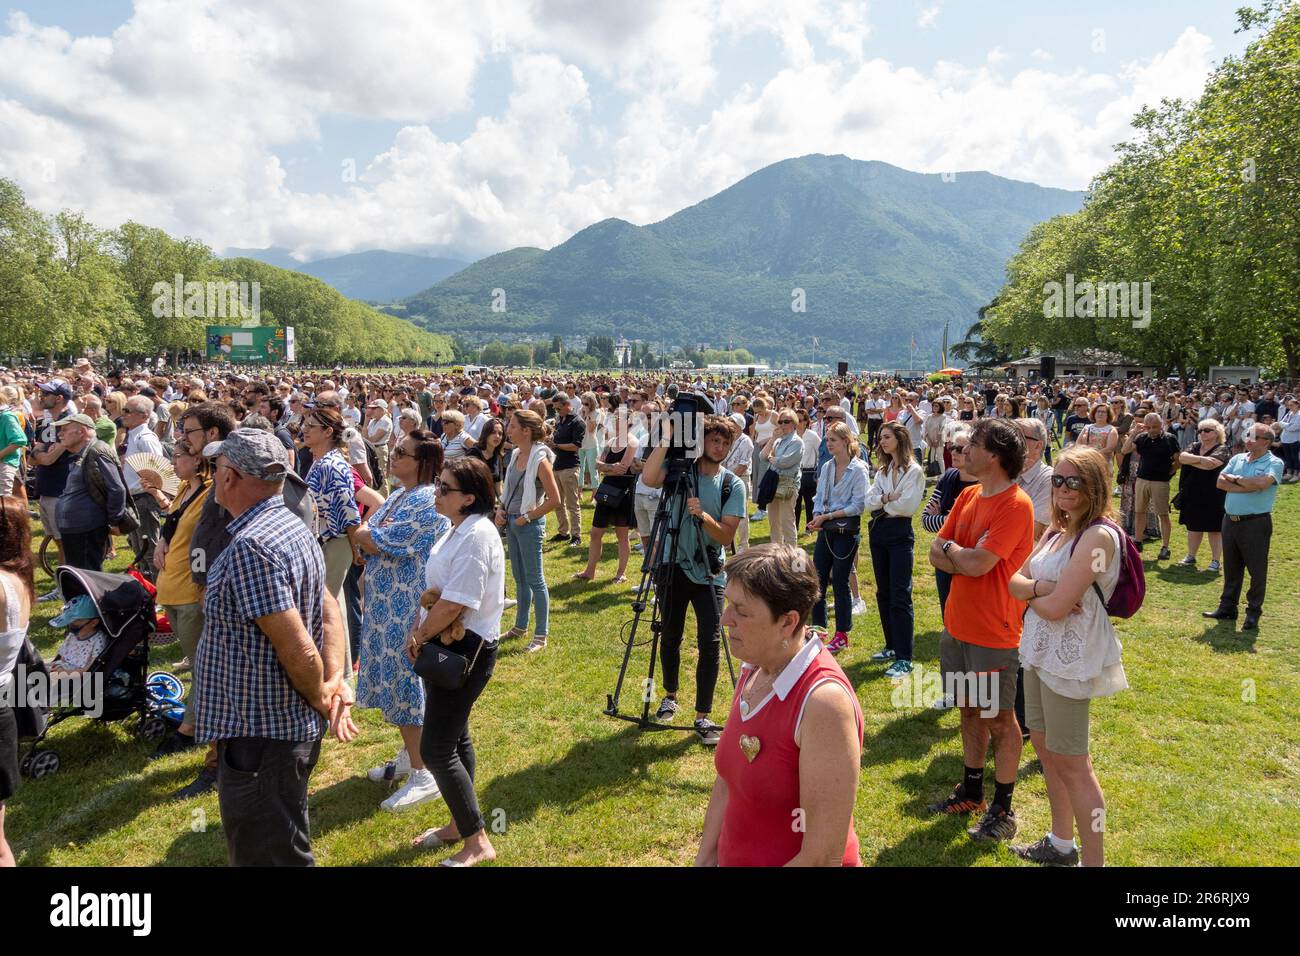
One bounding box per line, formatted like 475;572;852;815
17;566;184;781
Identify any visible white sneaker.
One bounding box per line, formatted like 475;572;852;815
503;598;518;609
380;768;442;812
366;747;410;783
851;597;868;616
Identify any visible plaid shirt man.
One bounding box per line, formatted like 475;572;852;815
195;494;327;743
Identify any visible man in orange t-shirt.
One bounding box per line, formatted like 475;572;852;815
927;418;1034;845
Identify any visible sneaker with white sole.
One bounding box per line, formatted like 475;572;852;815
1207;560;1221;573
851;597;868;616
381;768;442;812
869;648;896;662
694;718;722;746
655;697;680;722
367;748;411;783
38;588;63;603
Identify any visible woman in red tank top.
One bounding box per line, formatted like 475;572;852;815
696;544;864;867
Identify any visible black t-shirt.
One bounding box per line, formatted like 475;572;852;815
551;414;585;470
1053;392;1070;412
1255;398;1279;421
1134;431;1181;481
34;410;75;498
1064;414;1090;443
982;387;998;407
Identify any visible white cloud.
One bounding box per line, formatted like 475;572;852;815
918;5;941;29
0;3;1223;262
1031;48;1052;62
987;46;1009;65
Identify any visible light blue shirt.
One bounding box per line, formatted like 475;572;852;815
813;457;869;517
767;432;805;478
1222;452;1283;516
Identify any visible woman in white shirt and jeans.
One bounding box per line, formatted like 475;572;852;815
409;456;506;867
1008;445;1128;867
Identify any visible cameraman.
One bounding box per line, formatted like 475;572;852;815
642;412;746;746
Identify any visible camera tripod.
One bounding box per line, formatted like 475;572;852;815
604;457;736;730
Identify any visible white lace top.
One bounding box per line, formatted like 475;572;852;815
1020;525;1129;700
0;574;28;694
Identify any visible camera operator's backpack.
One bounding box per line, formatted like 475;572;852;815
1060;517;1146;618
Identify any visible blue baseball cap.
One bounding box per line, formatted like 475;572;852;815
51;594;98;629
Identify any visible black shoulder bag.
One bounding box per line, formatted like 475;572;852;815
414;629;487;691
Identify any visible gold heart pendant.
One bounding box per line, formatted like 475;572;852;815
739;735;761;763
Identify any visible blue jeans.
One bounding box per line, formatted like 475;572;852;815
506;515;549;634
812;528;859;634
344;560;364;663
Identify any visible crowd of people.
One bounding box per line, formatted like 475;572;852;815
0;358;1293;868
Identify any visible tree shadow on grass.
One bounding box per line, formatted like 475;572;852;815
872;752;1006;867
860;705;950;768
1192;621;1258;654
347;724;701;866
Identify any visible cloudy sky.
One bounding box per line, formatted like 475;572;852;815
0;0;1251;263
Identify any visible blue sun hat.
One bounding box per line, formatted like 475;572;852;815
51;594;99;629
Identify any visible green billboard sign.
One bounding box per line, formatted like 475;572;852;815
205;326;294;363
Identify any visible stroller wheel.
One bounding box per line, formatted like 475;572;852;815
19;750;34;777
28;750;60;779
139;715;169;741
147;671;185;702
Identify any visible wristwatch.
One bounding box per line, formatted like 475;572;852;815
942;540;954;555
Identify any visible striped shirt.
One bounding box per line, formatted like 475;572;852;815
194;495;327;744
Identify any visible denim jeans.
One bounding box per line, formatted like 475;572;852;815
420;632;498;838
344;560;364;664
217;736;322;866
869;515;915;661
578;447;600;490
506;515;549;634
812;528;858;634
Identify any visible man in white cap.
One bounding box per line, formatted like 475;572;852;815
364;398;392;494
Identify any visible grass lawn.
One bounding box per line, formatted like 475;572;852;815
9;484;1300;867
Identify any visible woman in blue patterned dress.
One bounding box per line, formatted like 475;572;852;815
353;429;449;812
303;406;362;667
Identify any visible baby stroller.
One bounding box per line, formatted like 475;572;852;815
18;566;185;780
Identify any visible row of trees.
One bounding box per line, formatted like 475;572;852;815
977;2;1300;378
468;333;756;369
0;179;452;365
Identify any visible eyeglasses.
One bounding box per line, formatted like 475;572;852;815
1050;475;1086;490
392;447;414;459
436;480;463;495
951;444;970;453
1198;427;1217;433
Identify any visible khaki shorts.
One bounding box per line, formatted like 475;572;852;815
1134;478;1170;517
1022;666;1091;755
939;629;1019;717
634;493;659;538
39;495;60;541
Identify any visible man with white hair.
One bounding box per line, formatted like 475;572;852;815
123;394;168;570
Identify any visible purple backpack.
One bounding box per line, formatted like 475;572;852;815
1060;517;1146;618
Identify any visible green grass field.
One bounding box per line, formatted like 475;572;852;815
9;485;1300;867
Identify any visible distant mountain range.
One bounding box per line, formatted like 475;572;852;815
223;248;467;303
385;154;1084;367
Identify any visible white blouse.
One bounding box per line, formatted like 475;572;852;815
421;513;506;643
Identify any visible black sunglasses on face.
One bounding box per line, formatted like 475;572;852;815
1051;475;1086;490
436;480;462;495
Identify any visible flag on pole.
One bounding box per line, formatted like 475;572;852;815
910;335;917;351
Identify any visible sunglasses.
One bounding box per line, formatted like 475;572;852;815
436;480;462;495
1198;427;1216;433
950;444;970;453
1050;475;1086;490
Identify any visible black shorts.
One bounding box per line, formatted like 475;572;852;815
0;705;18;803
592;492;635;529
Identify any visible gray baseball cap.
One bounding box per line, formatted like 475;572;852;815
203;428;289;481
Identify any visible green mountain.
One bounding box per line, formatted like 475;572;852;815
391;154;1084;367
225;248;466;303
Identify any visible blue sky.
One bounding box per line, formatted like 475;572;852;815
0;1;1257;261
